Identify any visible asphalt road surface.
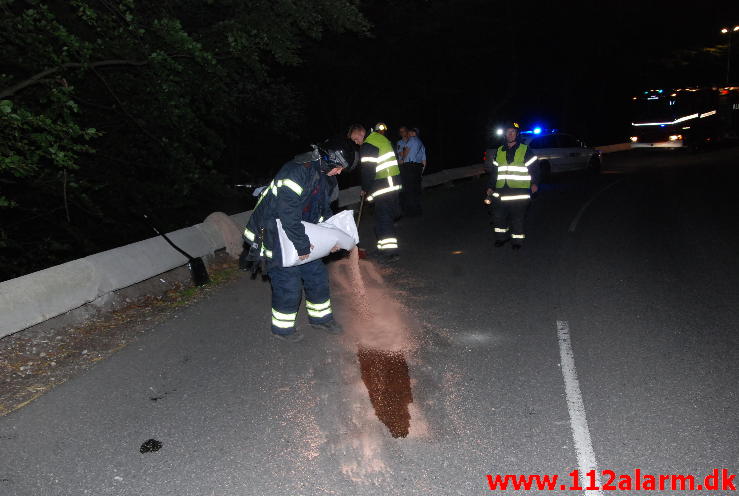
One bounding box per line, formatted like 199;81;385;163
1;147;737;495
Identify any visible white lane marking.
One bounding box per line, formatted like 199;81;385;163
556;320;603;496
568;179;623;232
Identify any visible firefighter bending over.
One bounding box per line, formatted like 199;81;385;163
243;138;358;342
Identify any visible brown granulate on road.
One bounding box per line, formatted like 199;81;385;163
330;249;422;439
357;347;413;438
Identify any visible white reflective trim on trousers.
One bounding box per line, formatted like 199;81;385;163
498;165;530;173
492;192;500;198
378;243;399;250
272;309;297;321
494;228;509;233
307;308;332;318
498;174;531;181
272;318;295;329
511;234;526;239
244;228;255;242
500;194;531;201
306;300;331;311
525;156;538;166
375;160;399;172
378;237;398;244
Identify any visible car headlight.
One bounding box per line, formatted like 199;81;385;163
668;134;682;141
630;136;638;142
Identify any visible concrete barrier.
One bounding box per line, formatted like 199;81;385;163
0;160;538;338
0;221;225;338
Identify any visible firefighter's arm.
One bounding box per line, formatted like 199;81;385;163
359;142;377;193
525;147;539;193
485;153;498;193
276;175;311;256
320;175;335;221
486;172;497;194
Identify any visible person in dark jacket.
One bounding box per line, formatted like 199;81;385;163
243;138;358;342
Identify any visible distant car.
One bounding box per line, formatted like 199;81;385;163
484;131;601;182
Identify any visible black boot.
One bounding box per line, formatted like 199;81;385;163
271;329;305;342
494;239;509;248
311;320;344;335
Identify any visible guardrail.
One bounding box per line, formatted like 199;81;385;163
0;164;487;338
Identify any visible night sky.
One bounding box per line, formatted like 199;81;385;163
278;0;739;174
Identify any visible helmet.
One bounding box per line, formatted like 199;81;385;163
317;137;359;172
504;121;521;132
374;122;388;133
500;121;521;141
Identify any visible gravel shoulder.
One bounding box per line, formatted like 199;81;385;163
0;257;244;417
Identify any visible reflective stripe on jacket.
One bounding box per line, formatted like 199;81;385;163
364;132;400;180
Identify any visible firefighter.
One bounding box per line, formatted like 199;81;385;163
360;122;402;263
486;122;539;250
243;138;358;342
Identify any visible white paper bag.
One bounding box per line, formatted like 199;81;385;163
277;210;359;267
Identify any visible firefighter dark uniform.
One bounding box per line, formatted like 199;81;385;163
244;152;336;338
488;141;538;248
360;129;401;257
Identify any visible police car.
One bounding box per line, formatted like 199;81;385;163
484;128;601;182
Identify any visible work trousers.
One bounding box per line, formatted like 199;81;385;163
399;162;423;216
267;259;332;335
492;194;531;246
373;191;400;253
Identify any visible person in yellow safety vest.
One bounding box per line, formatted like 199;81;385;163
360;122;402;263
485;122;539;251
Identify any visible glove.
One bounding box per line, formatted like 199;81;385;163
238;242;252;271
240;243;267;280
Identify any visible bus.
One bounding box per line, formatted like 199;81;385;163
629;86;739;149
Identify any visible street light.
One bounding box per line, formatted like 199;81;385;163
721;26;739;84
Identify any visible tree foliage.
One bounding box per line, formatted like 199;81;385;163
0;0;368;280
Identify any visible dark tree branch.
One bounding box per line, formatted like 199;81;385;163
91;67;167;153
72;95;116;111
0;60;148;98
95;0;130;25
